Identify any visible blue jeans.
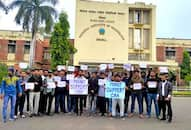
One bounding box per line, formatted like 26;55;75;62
2;94;16;121
147;93;159;117
131;93;143;114
55;93;65;113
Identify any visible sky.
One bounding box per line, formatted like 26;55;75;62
0;0;190;39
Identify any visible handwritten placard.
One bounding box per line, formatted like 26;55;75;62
69;79;88;95
66;74;75;80
108;64;114;69
25;83;34;90
148;81;157;88
47;82;56;89
133;83;142;90
99;64;107;70
57;65;66;71
98;79;107;86
57;81;66;88
123;64;131;71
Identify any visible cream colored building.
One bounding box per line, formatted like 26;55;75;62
74;0;160;67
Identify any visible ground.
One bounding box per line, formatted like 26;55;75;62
0;97;191;130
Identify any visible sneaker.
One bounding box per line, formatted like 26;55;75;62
21;115;26;118
9;118;15;121
139;114;144;119
128;113;134;118
14;115;18;119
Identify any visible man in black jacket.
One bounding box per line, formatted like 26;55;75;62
27;69;42;117
88;72;98;115
157;72;173;123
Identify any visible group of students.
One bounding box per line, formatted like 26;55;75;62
0;66;173;123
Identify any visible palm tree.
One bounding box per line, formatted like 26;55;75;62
9;0;58;67
0;0;8;14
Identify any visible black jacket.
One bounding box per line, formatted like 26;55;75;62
28;75;42;92
88;77;99;95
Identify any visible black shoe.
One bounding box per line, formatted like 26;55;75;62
168;119;172;123
160;118;166;120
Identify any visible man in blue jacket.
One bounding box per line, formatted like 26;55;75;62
0;69;22;123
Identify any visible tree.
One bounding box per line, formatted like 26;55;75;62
0;63;8;83
50;12;77;69
180;51;191;79
0;0;7;14
9;0;58;67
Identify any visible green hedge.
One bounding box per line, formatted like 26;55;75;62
173;91;191;97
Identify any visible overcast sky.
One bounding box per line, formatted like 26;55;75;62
0;0;190;39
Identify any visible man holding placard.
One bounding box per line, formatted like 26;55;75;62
69;70;88;116
129;69;144;119
27;69;43;117
146;70;159;118
157;68;173;123
55;70;68;114
105;73;125;119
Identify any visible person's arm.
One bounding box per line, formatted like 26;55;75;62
0;80;6;99
16;80;22;97
167;82;173;100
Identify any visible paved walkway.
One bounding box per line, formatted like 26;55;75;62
0;97;191;130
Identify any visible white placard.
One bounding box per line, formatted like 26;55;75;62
99;64;107;70
68;66;75;72
159;67;168;73
47;82;56;89
19;62;28;69
69;79;88;95
139;63;147;68
66;74;75;80
123;64;131;71
148;81;157;88
57;81;66;87
80;65;88;70
98;79;107;86
25;83;34;90
57;65;66;71
108;64;114;69
133;83;142;90
131;66;134;71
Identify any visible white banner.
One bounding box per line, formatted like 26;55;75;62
69;79;88;95
25;83;34;90
47;82;56;89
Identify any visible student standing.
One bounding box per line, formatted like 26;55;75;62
0;69;22;123
146;70;159;118
157;72;173;123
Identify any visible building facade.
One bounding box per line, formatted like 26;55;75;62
74;0;156;67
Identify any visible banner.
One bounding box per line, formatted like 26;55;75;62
69;79;88;95
105;81;125;99
25;83;34;90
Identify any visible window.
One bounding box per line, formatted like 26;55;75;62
166;47;176;59
24;41;30;54
129;10;134;24
8;40;16;53
129;28;133;48
135;10;141;24
143;29;150;49
143;10;150;24
128;53;149;61
43;47;51;60
186;48;191;57
134;29;141;49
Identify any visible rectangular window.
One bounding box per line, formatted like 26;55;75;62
166;47;176;59
143;10;150;24
129;10;134;24
129;28;133;49
143;29;150;49
43;47;51;60
134;29;141;49
8;40;16;53
24;41;30;54
135;10;141;24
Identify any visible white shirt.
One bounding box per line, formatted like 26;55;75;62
162;81;167;96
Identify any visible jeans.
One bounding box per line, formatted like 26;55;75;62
55;93;66;113
112;99;124;117
15;93;25;116
147;93;159;117
29;92;40;115
2;94;16;121
131;93;143;114
88;95;97;113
